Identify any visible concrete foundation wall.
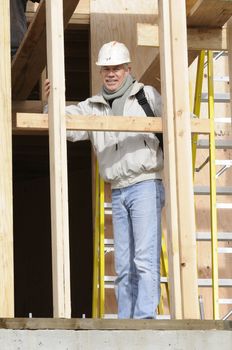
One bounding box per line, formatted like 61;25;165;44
0;329;231;350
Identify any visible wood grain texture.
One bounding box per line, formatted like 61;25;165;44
0;318;231;330
46;0;71;318
168;0;199;319
141;0;232;91
0;0;14;318
16;113;211;134
138;24;228;51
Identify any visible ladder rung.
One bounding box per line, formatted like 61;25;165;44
216;203;232;209
103;314;171;320
104;202;112;209
201;92;230;102
104;202;112;215
196;232;232;241
214;76;229;82
104;275;168;286
219;299;232;304
215;117;232;123
194;186;232;195
197;139;232;149
218;247;232;254
104;238;114;246
215;160;232;166
103;314;118;319
198;278;232;287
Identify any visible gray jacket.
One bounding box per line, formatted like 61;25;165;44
66;81;163;189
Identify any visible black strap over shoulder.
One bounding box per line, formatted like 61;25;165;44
135;88;163;152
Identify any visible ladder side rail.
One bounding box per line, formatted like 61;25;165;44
92;160;100;318
207;50;219;320
192;50;206;177
99;177;105;318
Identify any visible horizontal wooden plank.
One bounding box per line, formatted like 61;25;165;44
0;318;231;331
16;113;211;134
137;24;227;50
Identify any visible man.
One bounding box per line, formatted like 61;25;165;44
10;0;40;58
45;41;165;319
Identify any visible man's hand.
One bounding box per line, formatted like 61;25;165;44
44;79;51;99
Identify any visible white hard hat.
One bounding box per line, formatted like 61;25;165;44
96;41;131;66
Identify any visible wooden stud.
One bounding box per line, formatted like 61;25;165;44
0;0;14;317
158;0;182;319
45;0;71;318
168;0;199;319
227;18;232;128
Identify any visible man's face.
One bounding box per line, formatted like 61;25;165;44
100;64;131;92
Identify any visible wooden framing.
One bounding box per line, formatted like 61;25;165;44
1;0;230;320
158;0;182;319
45;0;71;318
0;0;14;317
16;114;211;134
140;1;232;92
0;318;231;331
12;0;81;100
137;24;228;51
159;0;199;318
227;18;232;127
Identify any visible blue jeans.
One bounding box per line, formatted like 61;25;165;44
112;179;165;319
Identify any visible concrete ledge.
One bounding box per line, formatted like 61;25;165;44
0;328;231;350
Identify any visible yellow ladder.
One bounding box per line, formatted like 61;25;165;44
92;160;105;318
192;50;219;319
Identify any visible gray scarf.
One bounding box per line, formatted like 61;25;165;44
102;74;135;115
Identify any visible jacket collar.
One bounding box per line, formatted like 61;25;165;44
88;80;145;105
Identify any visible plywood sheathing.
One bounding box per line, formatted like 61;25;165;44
141;0;232;92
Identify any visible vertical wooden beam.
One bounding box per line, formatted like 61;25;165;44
158;0;183;319
227;18;232;128
168;0;199;318
46;0;71;318
0;0;14;317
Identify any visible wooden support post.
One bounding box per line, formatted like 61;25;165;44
227;18;232;128
168;0;199;318
0;0;14;317
46;0;71;318
158;0;182;319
